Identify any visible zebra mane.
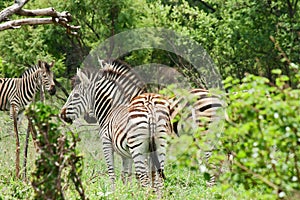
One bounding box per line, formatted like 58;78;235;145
99;60;146;93
72;67;127;103
72;60;146;97
71;67;100;88
20;65;40;78
20;60;54;78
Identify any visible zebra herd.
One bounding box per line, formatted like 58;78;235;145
60;61;227;194
60;65;174;194
0;59;227;194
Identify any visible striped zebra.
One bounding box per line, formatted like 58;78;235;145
60;67;173;194
21;62;51;102
0;60;56;178
71;61;146;124
100;93;173;194
169;88;229;186
0;60;56;117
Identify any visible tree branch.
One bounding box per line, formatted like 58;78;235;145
17;7;64;17
198;0;216;13
54;78;69;98
0;17;80;34
0;2;80;35
234;159;280;192
0;0;30;22
0;17;53;30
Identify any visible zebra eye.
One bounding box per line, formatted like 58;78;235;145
73;93;80;98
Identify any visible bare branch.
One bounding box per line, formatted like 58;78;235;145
0;17;80;34
17;7;59;17
0;0;30;22
0;2;80;35
234;159;279;192
0;17;54;30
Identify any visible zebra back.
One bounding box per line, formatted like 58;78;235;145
169;88;226;135
190;88;226;130
20;65;40;78
100;61;146;101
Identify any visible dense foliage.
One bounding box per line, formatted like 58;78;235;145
213;65;300;198
26;103;85;199
0;0;299;83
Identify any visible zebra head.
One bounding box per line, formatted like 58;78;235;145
60;69;94;124
38;60;56;95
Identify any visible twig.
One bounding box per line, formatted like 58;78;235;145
234;159;279;192
54;78;69;98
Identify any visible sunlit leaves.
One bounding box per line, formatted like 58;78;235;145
218;70;300;198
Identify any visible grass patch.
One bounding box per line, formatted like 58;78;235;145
0;114;268;199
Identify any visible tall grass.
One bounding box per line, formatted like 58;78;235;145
0;113;264;199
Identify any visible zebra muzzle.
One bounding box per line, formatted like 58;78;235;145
60;108;73;124
48;85;56;96
83;113;97;124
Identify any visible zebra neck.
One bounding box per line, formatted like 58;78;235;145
93;80;128;128
18;70;41;106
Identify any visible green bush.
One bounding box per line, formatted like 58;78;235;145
216;66;300;198
26;103;86;199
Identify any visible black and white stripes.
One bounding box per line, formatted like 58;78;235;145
169;88;228;186
0;60;56;117
60;62;173;194
100;93;172;193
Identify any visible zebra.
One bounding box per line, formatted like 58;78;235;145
99;93;173;194
0;60;56;178
60;67;173;194
17;61;56;118
169;88;230;186
21;63;49;102
70;60;146;124
0;60;56;117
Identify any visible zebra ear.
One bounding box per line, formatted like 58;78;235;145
38;60;43;67
97;57;105;68
49;61;55;68
77;68;90;85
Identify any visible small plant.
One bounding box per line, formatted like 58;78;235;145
26;102;86;199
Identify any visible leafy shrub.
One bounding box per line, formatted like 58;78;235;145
26;103;86;199
215;66;300;198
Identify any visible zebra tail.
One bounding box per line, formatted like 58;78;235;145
149;117;166;180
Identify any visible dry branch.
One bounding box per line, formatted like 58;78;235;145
0;1;80;35
0;0;30;22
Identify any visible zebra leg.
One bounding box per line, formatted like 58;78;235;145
151;150;165;196
102;137;116;191
23;122;31;180
200;150;216;187
11;105;20;179
121;157;133;184
129;147;150;188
